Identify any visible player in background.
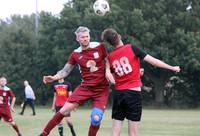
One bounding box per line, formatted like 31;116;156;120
0;76;23;136
101;28;181;136
19;80;36;116
51;78;76;136
39;26;114;136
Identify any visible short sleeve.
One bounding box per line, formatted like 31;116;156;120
131;45;147;60
67;53;76;65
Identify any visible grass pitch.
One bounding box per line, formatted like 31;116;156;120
0;106;200;136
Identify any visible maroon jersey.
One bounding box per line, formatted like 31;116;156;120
109;44;147;90
0;86;14;107
53;82;71;106
68;42;109;87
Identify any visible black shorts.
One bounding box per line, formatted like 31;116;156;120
55;106;71;117
112;89;142;121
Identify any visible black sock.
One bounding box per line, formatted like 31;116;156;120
58;125;63;136
68;123;76;136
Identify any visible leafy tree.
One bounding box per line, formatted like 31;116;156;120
0;0;199;107
0;15;39;102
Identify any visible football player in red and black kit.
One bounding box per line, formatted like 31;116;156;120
51;78;76;136
101;28;181;136
39;26;114;136
0;76;23;136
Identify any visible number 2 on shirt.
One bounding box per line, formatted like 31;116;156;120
112;57;132;76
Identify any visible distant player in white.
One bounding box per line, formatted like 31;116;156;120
19;80;36;115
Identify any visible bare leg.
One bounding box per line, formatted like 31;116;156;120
111;119;123;136
128;120;139;136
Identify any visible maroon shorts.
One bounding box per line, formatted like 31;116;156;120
0;106;13;122
67;85;109;110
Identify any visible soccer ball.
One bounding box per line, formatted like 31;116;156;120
93;0;110;16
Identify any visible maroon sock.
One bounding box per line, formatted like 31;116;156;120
42;111;64;136
88;124;100;136
12;124;20;134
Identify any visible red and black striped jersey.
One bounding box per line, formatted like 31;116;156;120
53;81;71;106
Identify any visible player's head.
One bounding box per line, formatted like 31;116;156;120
101;28;121;47
24;80;29;86
75;26;90;48
58;78;64;83
0;76;7;87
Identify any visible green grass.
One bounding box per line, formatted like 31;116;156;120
0;107;200;136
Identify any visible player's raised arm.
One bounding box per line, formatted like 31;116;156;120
43;63;75;84
143;54;181;72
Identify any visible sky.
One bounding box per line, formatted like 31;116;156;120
0;0;68;19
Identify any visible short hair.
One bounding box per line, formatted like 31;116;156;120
0;76;6;80
0;76;7;84
24;80;29;84
74;26;90;36
101;28;120;47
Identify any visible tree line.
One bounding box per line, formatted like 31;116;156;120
0;0;200;107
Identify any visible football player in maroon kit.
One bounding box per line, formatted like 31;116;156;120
0;76;23;136
39;26;114;136
51;78;76;136
101;28;181;136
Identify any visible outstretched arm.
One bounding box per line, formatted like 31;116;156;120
43;63;75;84
143;55;181;72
